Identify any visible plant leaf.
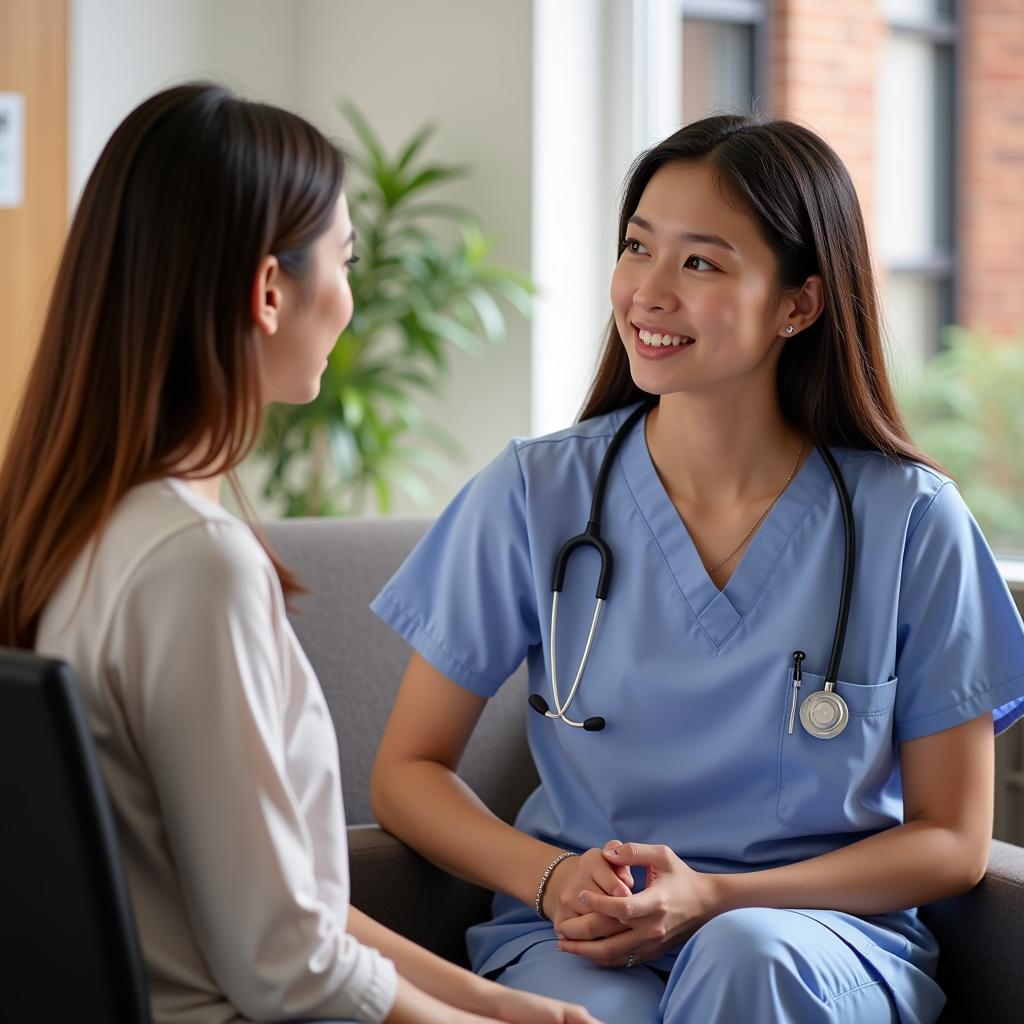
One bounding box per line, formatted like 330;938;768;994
416;311;485;355
340;101;388;176
395;120;438;173
464;287;507;341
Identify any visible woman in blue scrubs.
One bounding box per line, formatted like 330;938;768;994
369;115;1024;1023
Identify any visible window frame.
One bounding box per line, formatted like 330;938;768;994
881;0;960;349
679;0;771;118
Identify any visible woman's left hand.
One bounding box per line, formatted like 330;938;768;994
481;981;605;1023
554;841;718;967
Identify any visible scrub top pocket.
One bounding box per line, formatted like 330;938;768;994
776;669;900;834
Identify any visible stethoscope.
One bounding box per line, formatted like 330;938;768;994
527;398;856;740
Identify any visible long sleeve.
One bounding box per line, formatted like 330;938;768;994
105;518;396;1023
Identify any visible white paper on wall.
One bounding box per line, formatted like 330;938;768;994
0;93;26;209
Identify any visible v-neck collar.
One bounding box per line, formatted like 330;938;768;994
615;405;838;649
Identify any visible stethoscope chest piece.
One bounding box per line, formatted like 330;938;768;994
799;689;849;739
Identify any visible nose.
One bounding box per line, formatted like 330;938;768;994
633;258;680;313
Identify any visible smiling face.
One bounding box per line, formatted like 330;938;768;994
611;160;795;402
258;192;356;405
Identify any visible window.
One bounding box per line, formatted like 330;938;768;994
877;0;957;369
681;0;767;122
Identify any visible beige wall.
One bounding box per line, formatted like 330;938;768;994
295;0;533;514
69;0;302;202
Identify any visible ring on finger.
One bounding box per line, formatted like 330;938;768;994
625;951;638;968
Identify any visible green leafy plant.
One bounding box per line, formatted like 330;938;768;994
900;325;1024;554
257;103;533;516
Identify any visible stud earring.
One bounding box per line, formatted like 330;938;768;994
785;325;795;334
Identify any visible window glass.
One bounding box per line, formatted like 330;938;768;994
682;19;755;122
877;25;955;389
880;0;954;20
884;274;944;373
877;34;939;264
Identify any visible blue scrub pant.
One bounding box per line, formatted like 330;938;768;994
494;908;901;1023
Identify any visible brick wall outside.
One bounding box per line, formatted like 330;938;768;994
770;0;884;233
770;0;1024;338
960;0;1024;336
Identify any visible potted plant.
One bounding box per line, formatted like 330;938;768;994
257;103;533;516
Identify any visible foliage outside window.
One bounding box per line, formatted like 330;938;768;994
899;326;1024;558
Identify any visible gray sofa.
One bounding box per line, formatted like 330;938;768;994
264;516;1024;1024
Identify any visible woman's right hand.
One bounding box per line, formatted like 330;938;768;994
542;844;635;939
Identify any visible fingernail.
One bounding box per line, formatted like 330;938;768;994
578;891;591;907
556;932;565;940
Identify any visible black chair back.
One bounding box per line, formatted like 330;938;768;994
0;647;151;1023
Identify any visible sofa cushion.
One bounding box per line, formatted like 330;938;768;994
264;517;539;826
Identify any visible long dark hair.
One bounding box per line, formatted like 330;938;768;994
0;83;345;647
580;113;937;470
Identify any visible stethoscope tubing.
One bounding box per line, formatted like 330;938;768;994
531;398;856;736
818;444;855;692
544;592;605;727
537;401;652;730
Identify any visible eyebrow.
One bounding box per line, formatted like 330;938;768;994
627;215;735;253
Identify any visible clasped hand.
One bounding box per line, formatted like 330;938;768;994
544;840;715;968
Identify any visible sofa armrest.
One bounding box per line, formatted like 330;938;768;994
347;825;495;968
919;838;1024;1023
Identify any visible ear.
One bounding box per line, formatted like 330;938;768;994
251;255;282;336
775;274;824;340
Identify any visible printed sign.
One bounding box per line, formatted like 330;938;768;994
0;93;26;208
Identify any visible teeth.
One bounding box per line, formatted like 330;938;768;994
638;328;693;348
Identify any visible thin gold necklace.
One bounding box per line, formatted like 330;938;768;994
707;439;806;574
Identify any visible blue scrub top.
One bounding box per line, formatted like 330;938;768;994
371;402;1024;1001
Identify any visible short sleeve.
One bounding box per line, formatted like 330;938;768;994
370;441;540;697
894;481;1024;741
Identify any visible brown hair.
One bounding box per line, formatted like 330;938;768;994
0;82;345;647
580;113;938;471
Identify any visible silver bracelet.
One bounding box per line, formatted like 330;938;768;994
534;851;578;919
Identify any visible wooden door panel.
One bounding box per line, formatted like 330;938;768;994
0;0;67;453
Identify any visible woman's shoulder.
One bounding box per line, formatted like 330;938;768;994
434;406;644;530
839;447;962;537
87;480;269;608
464;404;642;502
39;479;271;652
501;404;642;482
112;479;270;588
512;404;640;454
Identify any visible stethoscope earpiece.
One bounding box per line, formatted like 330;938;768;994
528;692;606;731
528;694;550;716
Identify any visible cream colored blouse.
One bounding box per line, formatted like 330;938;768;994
37;478;395;1024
